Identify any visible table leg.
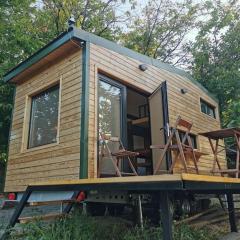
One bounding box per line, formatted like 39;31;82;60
209;138;222;175
234;133;240;178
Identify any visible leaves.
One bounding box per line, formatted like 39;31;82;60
0;0;133;164
190;1;240;128
0;0;239;167
121;0;198;66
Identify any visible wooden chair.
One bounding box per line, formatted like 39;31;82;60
99;133;139;177
151;116;199;175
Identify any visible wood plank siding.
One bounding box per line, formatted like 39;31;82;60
5;48;82;192
88;43;225;177
5;38;225;192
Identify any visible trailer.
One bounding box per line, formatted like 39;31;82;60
2;23;238;240
3;174;240;240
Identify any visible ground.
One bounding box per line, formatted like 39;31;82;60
0;199;238;240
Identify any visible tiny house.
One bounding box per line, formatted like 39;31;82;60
3;27;226;193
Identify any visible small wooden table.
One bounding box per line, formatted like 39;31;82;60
200;128;240;178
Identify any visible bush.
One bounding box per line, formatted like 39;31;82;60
9;212;221;240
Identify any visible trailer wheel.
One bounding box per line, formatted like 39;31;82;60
181;199;191;215
86;202;106;216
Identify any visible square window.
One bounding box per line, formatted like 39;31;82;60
28;84;60;148
200;99;216;118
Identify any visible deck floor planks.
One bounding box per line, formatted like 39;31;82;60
29;173;240;188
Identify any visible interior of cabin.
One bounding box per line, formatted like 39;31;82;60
97;73;204;177
126;88;152;175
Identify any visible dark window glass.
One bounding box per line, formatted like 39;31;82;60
179;130;197;149
28;85;59;148
172;130;198;149
200;99;216;118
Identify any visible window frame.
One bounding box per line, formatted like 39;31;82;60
21;80;61;152
200;98;216;119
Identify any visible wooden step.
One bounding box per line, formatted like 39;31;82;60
18;213;66;224
27;199;77;207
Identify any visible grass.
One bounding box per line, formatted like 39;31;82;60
7;210;224;240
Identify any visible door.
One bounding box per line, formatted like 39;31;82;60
98;74;127;176
149;81;170;172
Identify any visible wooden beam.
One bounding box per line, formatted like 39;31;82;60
30;174;182;186
18;213;66;224
182;173;240;184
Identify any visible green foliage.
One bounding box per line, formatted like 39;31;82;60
37;0;135;40
121;0;198;65
0;0;44;164
0;0;133;165
190;0;240;128
8;214;221;240
0;82;13;163
0;0;239;175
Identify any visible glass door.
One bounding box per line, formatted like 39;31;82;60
149;81;171;172
98;74;126;176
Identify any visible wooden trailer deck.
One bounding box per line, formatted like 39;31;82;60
28;173;240;192
3;173;240;240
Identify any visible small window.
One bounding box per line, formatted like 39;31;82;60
28;84;60;148
200;99;216;118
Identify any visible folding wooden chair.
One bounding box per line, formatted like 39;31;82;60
99;133;139;177
151;116;199;175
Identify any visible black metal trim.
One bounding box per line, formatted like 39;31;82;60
227;193;238;232
184;181;240;193
8;188;32;227
97;74;128;173
80;41;90;179
28;181;183;192
161;81;172;170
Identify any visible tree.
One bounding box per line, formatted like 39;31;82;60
121;0;198;66
190;0;240;127
0;0;41;163
0;0;133;165
38;0;135;41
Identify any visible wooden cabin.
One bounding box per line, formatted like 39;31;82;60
3;27;226;193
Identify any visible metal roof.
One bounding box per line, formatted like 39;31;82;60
3;26;218;102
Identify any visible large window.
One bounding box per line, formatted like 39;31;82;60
28;84;60;149
200;99;216;118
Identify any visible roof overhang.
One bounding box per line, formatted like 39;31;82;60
3;30;77;83
3;27;218;102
